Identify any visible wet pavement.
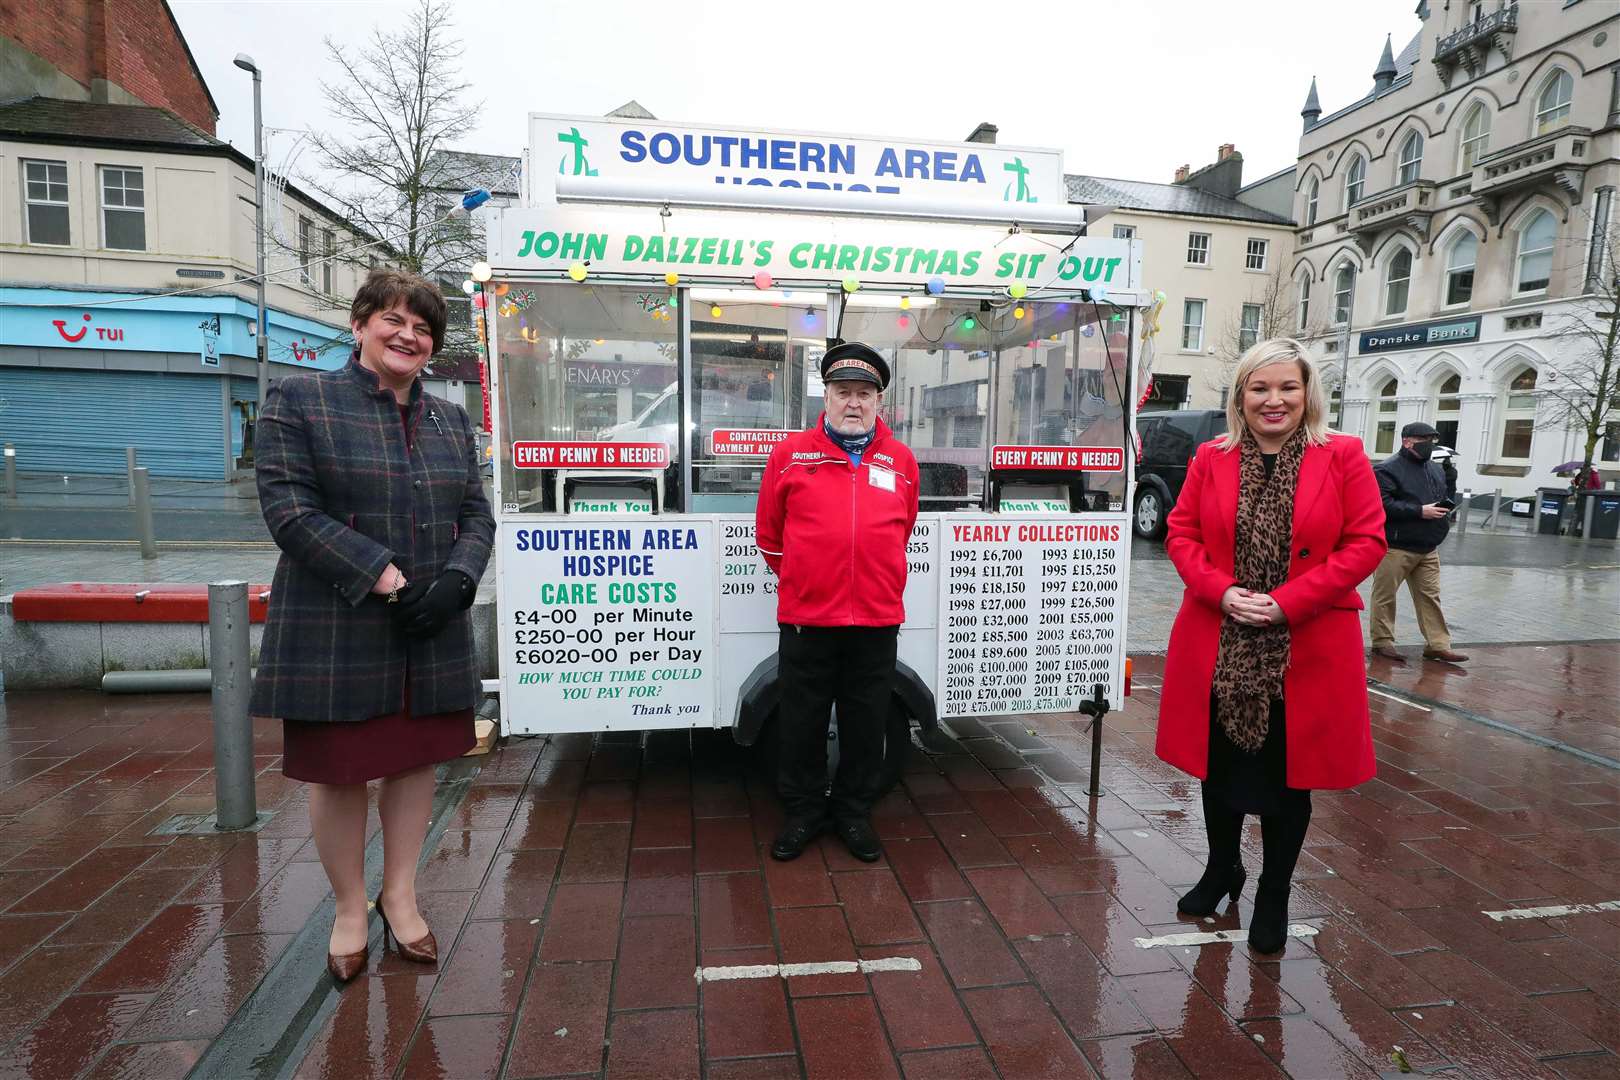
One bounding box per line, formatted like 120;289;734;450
0;641;1614;1078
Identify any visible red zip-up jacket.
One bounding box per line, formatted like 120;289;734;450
755;415;920;627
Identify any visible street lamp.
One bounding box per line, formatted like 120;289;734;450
233;53;268;425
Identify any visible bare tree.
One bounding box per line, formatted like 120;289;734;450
303;0;483;281
1206;265;1320;392
1542;217;1620;484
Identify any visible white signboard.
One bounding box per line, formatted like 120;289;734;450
937;516;1128;716
529;113;1065;220
487;206;1136;294
501;520;717;732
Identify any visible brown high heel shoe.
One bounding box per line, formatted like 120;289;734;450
376;897;437;964
326;945;368;983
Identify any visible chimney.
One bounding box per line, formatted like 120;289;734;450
1174;164;1191;183
966;122;998;145
1217;143;1236;162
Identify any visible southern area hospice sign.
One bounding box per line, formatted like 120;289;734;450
529;114;1065;219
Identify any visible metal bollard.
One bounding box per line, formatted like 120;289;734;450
4;444;15;501
1488;488;1504;530
208;581;258;830
1581;493;1597;541
1457;489;1470;534
126;447;138;506
132;466;158;559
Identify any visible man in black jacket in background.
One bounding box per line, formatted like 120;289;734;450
1369;422;1469;664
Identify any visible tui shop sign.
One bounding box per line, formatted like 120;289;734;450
529;114;1065;219
488;206;1137;293
1360;316;1481;355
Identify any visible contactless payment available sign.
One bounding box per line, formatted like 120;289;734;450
710;429;792;456
501;521;717;732
530;114;1065;220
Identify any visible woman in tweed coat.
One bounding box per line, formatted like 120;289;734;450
252;269;494;982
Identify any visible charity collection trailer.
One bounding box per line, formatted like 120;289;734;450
478;113;1157;760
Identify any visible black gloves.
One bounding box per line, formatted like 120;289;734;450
393;569;476;639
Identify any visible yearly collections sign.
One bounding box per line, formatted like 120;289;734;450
487;206;1137;293
529;114;1065;218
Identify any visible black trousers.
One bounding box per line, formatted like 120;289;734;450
776;623;899;824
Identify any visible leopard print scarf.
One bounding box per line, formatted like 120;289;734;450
1211;429;1305;753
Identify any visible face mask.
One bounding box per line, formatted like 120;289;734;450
1409;441;1435;462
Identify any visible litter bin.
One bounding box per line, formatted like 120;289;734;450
1585;490;1620;540
1537;487;1571;535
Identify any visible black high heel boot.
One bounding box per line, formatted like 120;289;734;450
1250;792;1311;954
1179;783;1246;917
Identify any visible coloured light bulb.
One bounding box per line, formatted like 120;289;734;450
711;305;723;318
963;316;976;331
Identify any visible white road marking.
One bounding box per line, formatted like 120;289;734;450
1367;686;1432;712
694;957;922;983
1483;900;1620;921
1133;924;1319;949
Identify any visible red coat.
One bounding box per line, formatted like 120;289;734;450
755;416;919;627
1156;433;1387;790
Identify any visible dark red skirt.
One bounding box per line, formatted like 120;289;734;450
281;686;475;784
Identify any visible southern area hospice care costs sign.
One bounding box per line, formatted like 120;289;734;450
500;521;717;732
528;114;1065;216
938;517;1128;717
486;206;1137;294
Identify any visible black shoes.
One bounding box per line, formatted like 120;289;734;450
836;818;882;863
1249;882;1290;953
1177;861;1247;917
771;817;825;861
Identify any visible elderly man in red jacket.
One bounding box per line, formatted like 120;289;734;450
756;341;919;863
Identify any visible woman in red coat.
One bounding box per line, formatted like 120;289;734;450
1156;338;1385;953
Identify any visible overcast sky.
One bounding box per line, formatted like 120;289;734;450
173;0;1424;191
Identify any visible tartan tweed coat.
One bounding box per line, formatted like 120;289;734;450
250;356;494;722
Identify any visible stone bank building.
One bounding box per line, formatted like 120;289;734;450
1290;0;1618;497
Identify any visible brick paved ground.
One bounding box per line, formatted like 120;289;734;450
0;644;1614;1078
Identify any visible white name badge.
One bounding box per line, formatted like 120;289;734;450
868;466;896;492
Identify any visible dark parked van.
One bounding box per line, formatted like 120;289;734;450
1133;409;1225;538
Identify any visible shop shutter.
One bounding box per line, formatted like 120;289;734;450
0;368;225;479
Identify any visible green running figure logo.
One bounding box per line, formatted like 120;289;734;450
557;127;598;176
1002;157;1037;203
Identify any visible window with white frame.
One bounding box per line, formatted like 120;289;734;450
1433;372;1462;450
1397;131;1424;184
1460;103;1491;169
1244;238;1268;271
1296;273;1312;330
1373;377;1399;454
1515;210;1555;293
298;215;314;287
1445;232;1477;306
1333;264;1355;324
1499;366;1537;458
1112;224;1135;240
1186;232;1210;265
99;166;145;251
1239;303;1262;351
1534;69;1573;135
1182;299;1205;350
1306;179;1319;226
322;228;335;293
22;159;70;245
1384;247;1413;316
1345;155;1366;208
1329;388;1343;427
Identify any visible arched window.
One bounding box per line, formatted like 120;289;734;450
1372;377;1399;454
1333;263;1355;324
1296;272;1312;330
1384;247;1414;315
1445;232;1477;306
1306;178;1319;226
1397;131;1424;184
1345;155;1366;208
1535;69;1574;135
1459;103;1491;169
1433;372;1462;450
1515;210;1556;293
1499;366;1537;459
